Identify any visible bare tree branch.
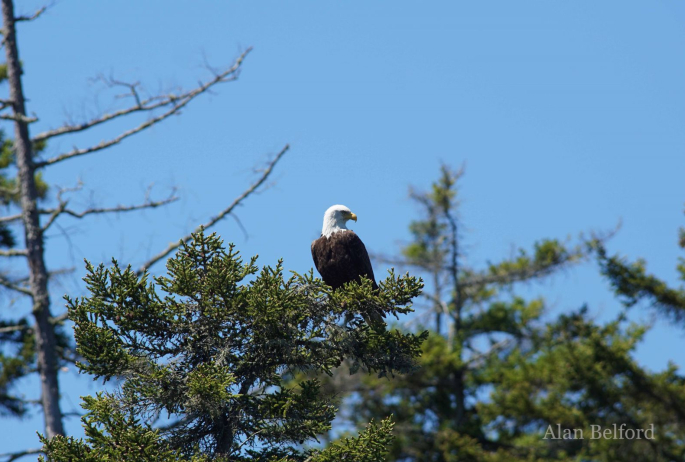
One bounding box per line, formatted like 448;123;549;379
0;306;69;336
0;448;43;462
136;144;289;275
32;47;252;151
60;195;178;219
0;266;73;297
0;248;27;257
0;181;177;230
50;311;69;325
15;3;50;22
36;180;83;229
0;323;30;334
0;273;31;295
0;113;36;123
0;213;22;224
41;187;179;232
466;338;513;368
0;99;14;111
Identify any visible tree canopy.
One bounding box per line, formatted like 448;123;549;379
41;230;427;461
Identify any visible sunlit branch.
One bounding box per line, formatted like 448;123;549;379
14;3;49;22
0;273;30;295
41;189;179;232
0;248;27;256
32;47;252;149
0;448;44;462
137;144;289;275
0;112;36;123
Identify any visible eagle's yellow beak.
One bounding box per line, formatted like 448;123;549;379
349;212;358;222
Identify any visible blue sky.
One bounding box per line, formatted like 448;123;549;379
3;0;685;454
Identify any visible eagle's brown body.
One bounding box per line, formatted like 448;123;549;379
311;230;378;291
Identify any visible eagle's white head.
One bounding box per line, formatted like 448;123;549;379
321;204;357;238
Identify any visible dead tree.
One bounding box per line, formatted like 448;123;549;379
0;0;288;448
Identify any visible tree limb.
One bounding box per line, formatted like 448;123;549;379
0;213;22;224
0;113;37;123
15;3;50;22
0;447;43;462
0;99;14;111
50;311;69;325
0;248;27;257
59;196;179;219
41;187;179;232
0;273;31;295
0;267;72;297
136;144;289;275
32;47;252;150
0;323;30;334
466;338;513;368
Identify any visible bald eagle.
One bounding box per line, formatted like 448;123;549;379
311;205;384;326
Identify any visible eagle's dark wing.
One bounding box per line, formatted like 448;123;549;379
311;231;378;291
339;231;378;290
311;231;385;327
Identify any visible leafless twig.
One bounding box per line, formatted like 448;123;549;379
50;311;69;325
466;338;513;368
0;248;27;257
15;3;51;22
0;447;43;462
136;144;289;275
0;98;13;111
0;113;36;123
0;266;71;297
41;188;179;232
0;323;29;334
32;48;253;168
0;212;25;224
0;273;31;295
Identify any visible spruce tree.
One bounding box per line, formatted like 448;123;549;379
41;230;427;461
479;307;685;461
325;166;685;461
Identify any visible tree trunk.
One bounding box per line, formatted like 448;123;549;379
445;207;465;427
1;0;64;438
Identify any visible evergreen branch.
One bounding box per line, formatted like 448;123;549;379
598;244;685;323
136;144;289;275
32;47;252;147
461;261;572;288
460;238;600;290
